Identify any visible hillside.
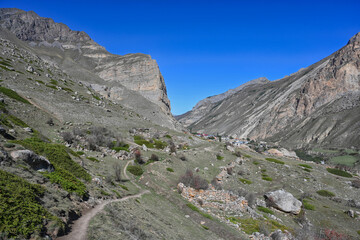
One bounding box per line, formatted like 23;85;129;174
178;33;360;149
0;8;360;240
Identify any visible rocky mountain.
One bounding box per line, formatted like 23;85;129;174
176;77;269;127
178;33;360;149
0;8;174;125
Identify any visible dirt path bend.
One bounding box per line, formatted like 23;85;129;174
57;190;150;240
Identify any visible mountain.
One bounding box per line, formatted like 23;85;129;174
177;33;360;149
0;8;176;128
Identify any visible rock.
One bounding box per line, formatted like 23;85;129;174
346;209;355;218
10;150;54;172
279;148;298;158
226;145;235;152
23;127;33;133
142;144;148;151
264;189;302;214
270;229;293;240
0;150;11;166
26;65;34;73
267;148;284;157
177;182;185;193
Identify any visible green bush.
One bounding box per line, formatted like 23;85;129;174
326;168;353;178
0;170;63;238
201;225;209;230
265;158;285;164
303;199;315;210
216;155;224;160
253;161;260;165
43;169;87;197
127;165;144;176
133;136;154;148
239;178;252;184
262;176;273;181
295;150;323;163
76;151;85;156
226;217;288;235
165;134;172;139
14;137;91;181
186;203;213;220
257;206;274;214
153;139;167;149
87;156;100;162
166;167;174;172
112;146;129;152
299;164;313;169
357;230;360;235
119;184;129;191
0;86;30;104
6;114;29;127
316;190;335;197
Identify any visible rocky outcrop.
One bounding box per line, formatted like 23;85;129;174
177;33;360;148
264;189;302;214
0;8;172;115
10;150;54;172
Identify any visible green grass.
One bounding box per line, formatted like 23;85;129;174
239;178;252;184
92;94;101;101
299;164;313;169
262;176;273;181
153;139;167;149
201;225;209;230
45;84;57;90
326;168;353;178
119;184;129;191
244;154;252;158
35;80;45;85
257;206;274;214
227;217;288;234
133;136;154;148
216;155;224;160
6;114;29;127
265;158;285;164
313;148;339;154
165;134;172;139
127;165;144;176
76;151;85;156
112;190;121;198
0;86;30;104
100;189;111;196
0;169;63;238
186;203;213;220
87;156;100;162
316;190;335;197
357;230;360;235
166;167;174;172
295;150;323;163
253;160;260;165
303;168;311;172
303;199;315;210
50;79;58;85
330;155;357;166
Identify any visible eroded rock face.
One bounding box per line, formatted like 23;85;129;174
264;189;302;214
10;150;54;172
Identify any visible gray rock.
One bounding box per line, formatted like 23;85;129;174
26;65;34;73
142;144;148;151
264;189;302;214
10;150;54;172
0;149;11;166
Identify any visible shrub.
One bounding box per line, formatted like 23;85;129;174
239;178;252;184
326;168;352;178
351;179;360;188
6;114;29;127
262;176;273;181
0;86;30;104
150;154;159;161
165;134;172;139
246;193;256;207
316;190;335;197
153;139;167;149
295;149;323;163
303;199;315;210
119;184;129;191
87;156;99;162
169;141;177;153
127;165;144;176
201;225;209;230
186;203;213;219
265;158;284;164
299;164;313;169
4;143;15;148
166;167;174;172
179;170;208;190
114;163;122;181
61;132;74;144
134;149;144;164
0;170;63;238
46;118;54;126
179;154;187;161
226;167;233;175
216;154;224;160
253;161;260;165
234;151;242;157
76;151;85;156
257;206;274;214
133;135;154;148
211;178;222;190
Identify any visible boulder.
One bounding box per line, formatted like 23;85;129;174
264;189;302;214
26;65;34;73
279;148;298;158
0;149;11;166
10;150;54;172
267;148;284;157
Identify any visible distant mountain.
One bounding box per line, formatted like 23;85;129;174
177;33;360;148
0;8;176;128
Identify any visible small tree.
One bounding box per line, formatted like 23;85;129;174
134;149;144;164
114;163;122;181
62;132;74;144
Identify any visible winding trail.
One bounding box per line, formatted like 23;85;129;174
57;161;149;240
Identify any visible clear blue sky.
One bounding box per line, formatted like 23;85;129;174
2;0;360;115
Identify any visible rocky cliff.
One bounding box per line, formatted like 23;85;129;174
0;8;172;115
178;33;360;148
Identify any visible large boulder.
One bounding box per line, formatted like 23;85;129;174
264;189;302;214
10;150;54;172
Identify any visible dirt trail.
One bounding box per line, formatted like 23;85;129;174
57;161;148;240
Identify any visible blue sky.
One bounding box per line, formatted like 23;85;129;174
2;0;360;115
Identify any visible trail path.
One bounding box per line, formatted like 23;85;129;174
57;160;149;240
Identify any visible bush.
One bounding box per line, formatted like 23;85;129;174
150;154;159;161
211;178;222;190
169;141;177;153
134;149;144;164
316;190;335;197
133;135;154;148
114;163;122;181
265;158;284;164
153;139;167;149
127;165;144;176
246;193;256;207
257;206;274;214
87;156;99;162
46;118;54;126
303;199;315;210
351;179;360;188
299;164;313;169
216;154;224;160
166;167;174;172
179;154;187;161
239;178;252;184
179;170;208;190
0;86;30;104
262;176;272;181
295;149;323;163
61;132;74;144
0;170;63;238
326;168;353;178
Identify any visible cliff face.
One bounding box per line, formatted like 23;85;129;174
0;8;172;115
178;33;360;148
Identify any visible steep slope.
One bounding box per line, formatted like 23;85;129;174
179;33;360;148
0;8;173;120
176;77;269;127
